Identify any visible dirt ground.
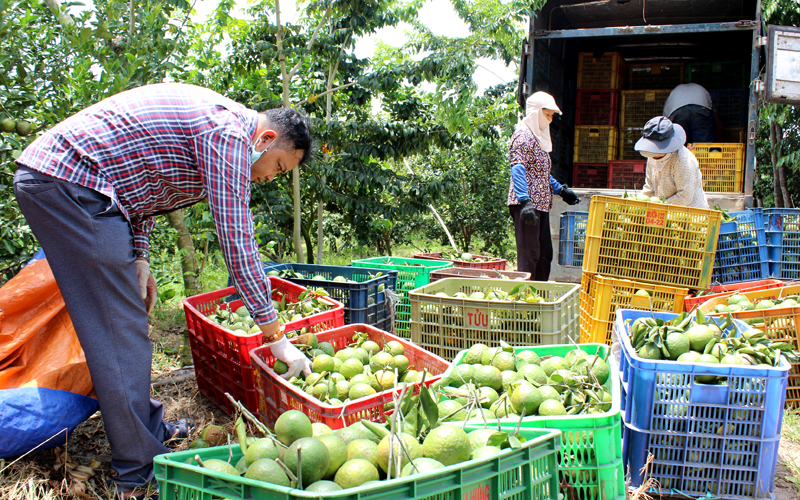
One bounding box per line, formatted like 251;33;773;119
5;325;800;500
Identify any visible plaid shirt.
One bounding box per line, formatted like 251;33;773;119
16;83;278;324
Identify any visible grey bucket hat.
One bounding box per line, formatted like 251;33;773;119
634;116;686;154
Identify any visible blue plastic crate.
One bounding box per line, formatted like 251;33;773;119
712;209;769;284
613;309;789;500
558;211;588;268
764;208;800;280
227;263;397;329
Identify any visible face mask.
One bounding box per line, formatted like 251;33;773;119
653;151;675;165
251;143;268;165
538;111;550;131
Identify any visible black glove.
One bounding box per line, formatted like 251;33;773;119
520;200;538;226
560;186;580;205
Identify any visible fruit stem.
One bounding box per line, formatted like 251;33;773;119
275;458;297;483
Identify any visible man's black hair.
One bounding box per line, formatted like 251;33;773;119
261;108;312;165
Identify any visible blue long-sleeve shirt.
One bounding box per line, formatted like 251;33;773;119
511;163;562;201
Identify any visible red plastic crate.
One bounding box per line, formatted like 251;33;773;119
572;163;609;189
683;279;785;312
608;160;646;190
575;89;620;126
182;278;345;415
412;251;507;270
250;324;450;429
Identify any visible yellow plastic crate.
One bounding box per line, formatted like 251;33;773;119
692;143;745;193
579;272;687;345
619;90;672;129
574;126;618;163
618;127;643;161
582;195;722;290
577;52;625;89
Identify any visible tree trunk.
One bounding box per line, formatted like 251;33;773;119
274;0;305;263
166;209;200;366
301;221;315;264
770;121;784;207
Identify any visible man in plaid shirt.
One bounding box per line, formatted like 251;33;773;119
13;83;313;499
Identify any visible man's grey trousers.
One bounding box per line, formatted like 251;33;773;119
14;165;170;490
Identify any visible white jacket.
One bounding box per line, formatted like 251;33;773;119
641;147;709;209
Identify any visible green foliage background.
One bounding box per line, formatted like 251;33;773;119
0;0;533;284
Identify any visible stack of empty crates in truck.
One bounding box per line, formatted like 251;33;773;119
573;52;747;193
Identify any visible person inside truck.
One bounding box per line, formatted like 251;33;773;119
635;116;709;209
663;83;724;145
508;91;580;280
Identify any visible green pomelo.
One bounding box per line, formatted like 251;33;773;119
285;437;330;486
334;459;380;489
245;438;280;466
244;458;290;487
274;410;313;446
422;425;471;466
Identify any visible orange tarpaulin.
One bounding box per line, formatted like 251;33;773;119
0;258;94;397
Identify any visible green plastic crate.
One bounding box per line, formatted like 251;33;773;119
351;257;453;338
446;343;625;500
409;278;580;360
153;427;561;500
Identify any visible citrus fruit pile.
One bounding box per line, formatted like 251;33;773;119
266;268;387;292
621;192;664;203
278;330;433;405
205;289;334;337
428;283;544;303
267;268;355;283
626;312;798;377
190;409;522;492
432;342;612;419
710;292;799;314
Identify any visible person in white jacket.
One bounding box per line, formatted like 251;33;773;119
635;116;709;208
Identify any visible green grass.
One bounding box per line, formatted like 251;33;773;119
784;408;800;444
782;408;800;495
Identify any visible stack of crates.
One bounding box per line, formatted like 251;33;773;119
618;89;671;159
573;52;623;188
568;57;750;190
579;195;723;345
765;208;800;280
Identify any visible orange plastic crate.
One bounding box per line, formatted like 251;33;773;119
696;284;800;407
182;278;344;415
412;251;507;270
683;279;785;312
250;324;450;428
579;272;687;345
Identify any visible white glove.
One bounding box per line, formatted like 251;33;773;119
269;336;312;380
134;259;158;314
